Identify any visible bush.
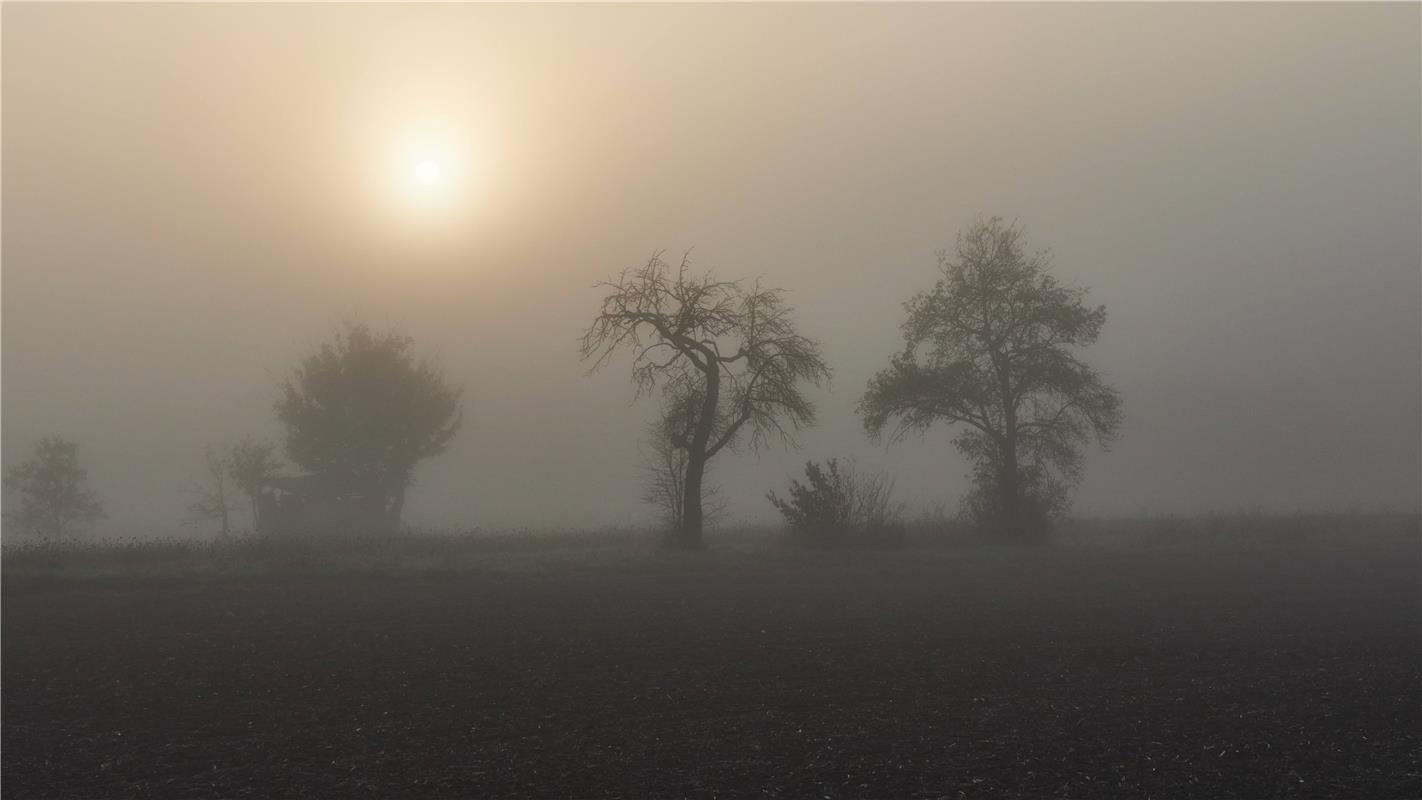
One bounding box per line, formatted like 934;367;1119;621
767;459;905;545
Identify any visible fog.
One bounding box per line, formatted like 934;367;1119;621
3;3;1419;534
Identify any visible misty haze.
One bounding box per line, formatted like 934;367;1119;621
3;3;1418;798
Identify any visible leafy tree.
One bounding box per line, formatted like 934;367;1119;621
275;323;461;532
226;437;281;523
582;251;830;546
860;218;1123;539
3;435;104;537
186;445;236;537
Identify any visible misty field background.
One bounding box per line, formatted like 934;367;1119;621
3;511;1415;585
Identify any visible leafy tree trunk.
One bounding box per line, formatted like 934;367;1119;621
999;437;1020;538
999;368;1022;538
387;482;407;534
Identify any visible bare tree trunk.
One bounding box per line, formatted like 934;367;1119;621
680;453;706;547
678;366;720;548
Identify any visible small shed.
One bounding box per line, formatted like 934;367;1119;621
255;474;383;536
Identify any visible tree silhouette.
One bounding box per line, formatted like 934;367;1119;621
227;437;281;524
860;218;1122;539
582;251;830;546
275;324;461;532
3;435;104;538
186;444;236;537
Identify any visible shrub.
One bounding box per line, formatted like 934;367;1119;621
767;459;905;544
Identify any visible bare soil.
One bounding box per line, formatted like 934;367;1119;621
4;541;1419;798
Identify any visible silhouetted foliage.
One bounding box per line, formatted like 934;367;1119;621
581;251;830;546
227;437;281;524
861;218;1122;540
768;459;850;534
3;435;104;538
768;458;904;544
275;324;462;532
186;444;236;536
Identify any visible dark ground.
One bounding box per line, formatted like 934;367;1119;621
4;540;1419;798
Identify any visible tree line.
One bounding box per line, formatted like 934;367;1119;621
3;218;1122;544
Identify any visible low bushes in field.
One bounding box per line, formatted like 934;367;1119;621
905;502;974;541
1060;509;1421;549
767;459;905;545
0;527;658;582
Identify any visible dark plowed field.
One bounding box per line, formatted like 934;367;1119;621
4;544;1419;798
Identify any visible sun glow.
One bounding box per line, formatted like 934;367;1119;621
376;121;482;228
351;88;506;252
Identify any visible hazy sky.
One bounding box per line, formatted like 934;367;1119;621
4;3;1419;534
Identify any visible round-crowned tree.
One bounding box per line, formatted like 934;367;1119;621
3;435;105;538
275;323;461;532
861;218;1123;540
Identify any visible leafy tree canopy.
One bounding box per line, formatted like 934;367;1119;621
275;323;461;529
861;218;1122;538
3;435;104;538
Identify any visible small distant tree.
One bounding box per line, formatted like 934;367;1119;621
860;218;1123;539
581;251;831;546
186;445;236;537
275;323;462;532
227;437;281;524
2;435;104;538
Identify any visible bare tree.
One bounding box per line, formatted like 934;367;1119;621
3;435;104;538
187;445;236;537
860;218;1123;539
582;251;830;546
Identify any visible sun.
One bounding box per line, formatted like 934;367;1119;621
366;114;491;235
413;159;442;187
385;137;463;219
